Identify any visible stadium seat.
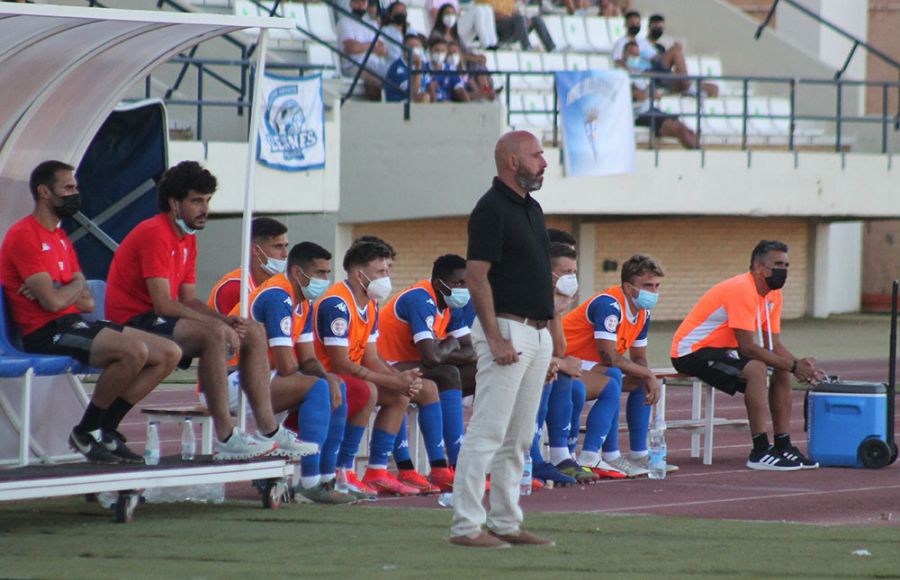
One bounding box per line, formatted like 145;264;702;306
684;54;700;78
542;15;569;52
679;97;699;132
307;3;337;44
586;54;610;70
307;43;340;77
483;51;504;90
746;96;774;136
284;2;311;42
542;52;566;74
562;16;591;52
723;97;765;144
584;16;612;52
565;53;589;72
522;91;552;131
233;0;261;37
699;55;724;95
605;16;625;45
658;95;681;116
407;7;427;36
518;52;550;90
495;50;526;91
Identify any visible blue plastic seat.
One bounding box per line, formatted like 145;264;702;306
0;294;76;375
0;356;33;378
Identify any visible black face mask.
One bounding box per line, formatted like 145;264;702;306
765;268;788;290
392;12;407;25
648;27;663;40
352;7;367;17
627;24;641;36
51;193;81;219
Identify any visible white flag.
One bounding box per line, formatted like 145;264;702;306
257;72;325;171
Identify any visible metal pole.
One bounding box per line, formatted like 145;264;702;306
741;78;748;150
754;0;780;40
788;78;796;151
883;83;889;154
835;81;843;152
196;63;204;142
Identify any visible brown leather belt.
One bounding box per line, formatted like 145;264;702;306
496;313;549;330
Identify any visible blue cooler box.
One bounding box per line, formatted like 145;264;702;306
807;381;888;468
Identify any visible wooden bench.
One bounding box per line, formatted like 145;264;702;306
653;368;750;465
140;405;215;455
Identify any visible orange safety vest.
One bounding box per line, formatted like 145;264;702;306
377;280;451;362
563;285;649;362
207;266;258;314
313;281;378;372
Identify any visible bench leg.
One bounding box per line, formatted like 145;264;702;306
201;417;214;455
703;385;715;465
690;380;702;458
19;369;34;467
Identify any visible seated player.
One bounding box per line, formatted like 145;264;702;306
208;217;289;315
0;160;183;463
530;243;598;485
314;239;446;496
564;255;667;478
229;242;373;503
377;254;476;490
105;161;312;461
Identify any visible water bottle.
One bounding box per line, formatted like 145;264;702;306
181;417;196;461
520;454;533;496
145;422;160;466
335;468;351;493
648;414;667;480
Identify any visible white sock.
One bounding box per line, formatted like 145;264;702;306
579;450;600;467
549;447;571;465
630;450;648;459
367;464;388;471
602;450;621;462
321;473;336;483
300;475;321;489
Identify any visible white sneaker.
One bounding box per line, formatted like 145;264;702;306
214;427;277;461
605;455;650;478
631;454;679;473
260;425;319;460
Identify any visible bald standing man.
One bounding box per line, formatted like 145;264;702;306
450;131;560;549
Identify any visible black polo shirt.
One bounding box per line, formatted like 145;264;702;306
467;177;553;321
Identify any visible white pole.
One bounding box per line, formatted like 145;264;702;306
237;28;269;431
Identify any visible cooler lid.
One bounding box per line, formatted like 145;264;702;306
811;381;886;395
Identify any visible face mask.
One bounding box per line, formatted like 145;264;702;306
173;206;198;235
50;192;81;219
352;7;367;16
257;246;287;276
442;14;457;28
447;53;461;67
445;288;470;309
410;46;425;61
633;289;658;311
361;271;392;301
393;12;407;25
626;56;642;70
300;271;330;301
627;24;641;36
430;51;446;65
765;268;788;290
555;274;579;297
648;26;663;40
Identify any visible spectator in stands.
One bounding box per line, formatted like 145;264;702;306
671;240;826;471
228;242;372;504
625;41;698;149
0;160;182;464
338;0;389;100
645;14;719;97
382;1;410;65
446;39;496;101
427;0;499;50
564;254;671;478
377;254;476;479
480;0;555;52
313;239;446;496
207;217;287;316
105;161;312;462
385;33;432;102
611;10;657;68
424;37;470;102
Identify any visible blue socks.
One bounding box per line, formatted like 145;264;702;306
439;389;464;466
583;369;623;454
568;379;586;455
393;415;412;464
369;427;397;469
546;374;574;451
418;401;446;465
320;381;347;477
337;423;366;470
530;384;552;464
626;387;651;453
298;378;331;478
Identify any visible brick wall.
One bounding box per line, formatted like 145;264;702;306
353;216;809;321
589;217;809;320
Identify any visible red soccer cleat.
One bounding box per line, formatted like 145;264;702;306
362;468;420;496
398;469;441;494
343;469;379;496
588;465;628;480
427;466;455;492
531;478;545;492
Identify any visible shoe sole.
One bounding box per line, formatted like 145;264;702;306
365;481;420;496
745;460;802;471
213;447;277;462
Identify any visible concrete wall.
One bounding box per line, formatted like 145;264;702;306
812;220;863;316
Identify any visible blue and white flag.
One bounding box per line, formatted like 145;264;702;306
555;70;635;177
257;72;325;171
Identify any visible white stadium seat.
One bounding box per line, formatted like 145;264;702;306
587;54;610;70
518;51;551;90
585;16;612;52
562;16;591;52
543;15;569;52
542;52;566;73
406;7;427;36
307;3;337;44
565;53;589;72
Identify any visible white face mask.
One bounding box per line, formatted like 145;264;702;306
447;53;461;67
555;274;579;297
257;246;287;276
361;271;392;301
430;51;446;65
442;14;457;28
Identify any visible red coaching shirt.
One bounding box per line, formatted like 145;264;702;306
0;215;82;336
106;213;197;324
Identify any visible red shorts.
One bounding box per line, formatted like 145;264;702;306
338;374;374;417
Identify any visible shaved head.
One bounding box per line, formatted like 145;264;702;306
494;131;538;171
494;131;547;196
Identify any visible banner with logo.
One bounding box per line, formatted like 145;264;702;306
257;72;325;171
555;69;635;177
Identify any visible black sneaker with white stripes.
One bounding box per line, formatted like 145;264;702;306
746;447;802;471
777;445;819;469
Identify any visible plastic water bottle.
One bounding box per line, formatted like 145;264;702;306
648;415;667;480
335;468;351;493
145;422;160;466
520;454;533;496
181;417;196;461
